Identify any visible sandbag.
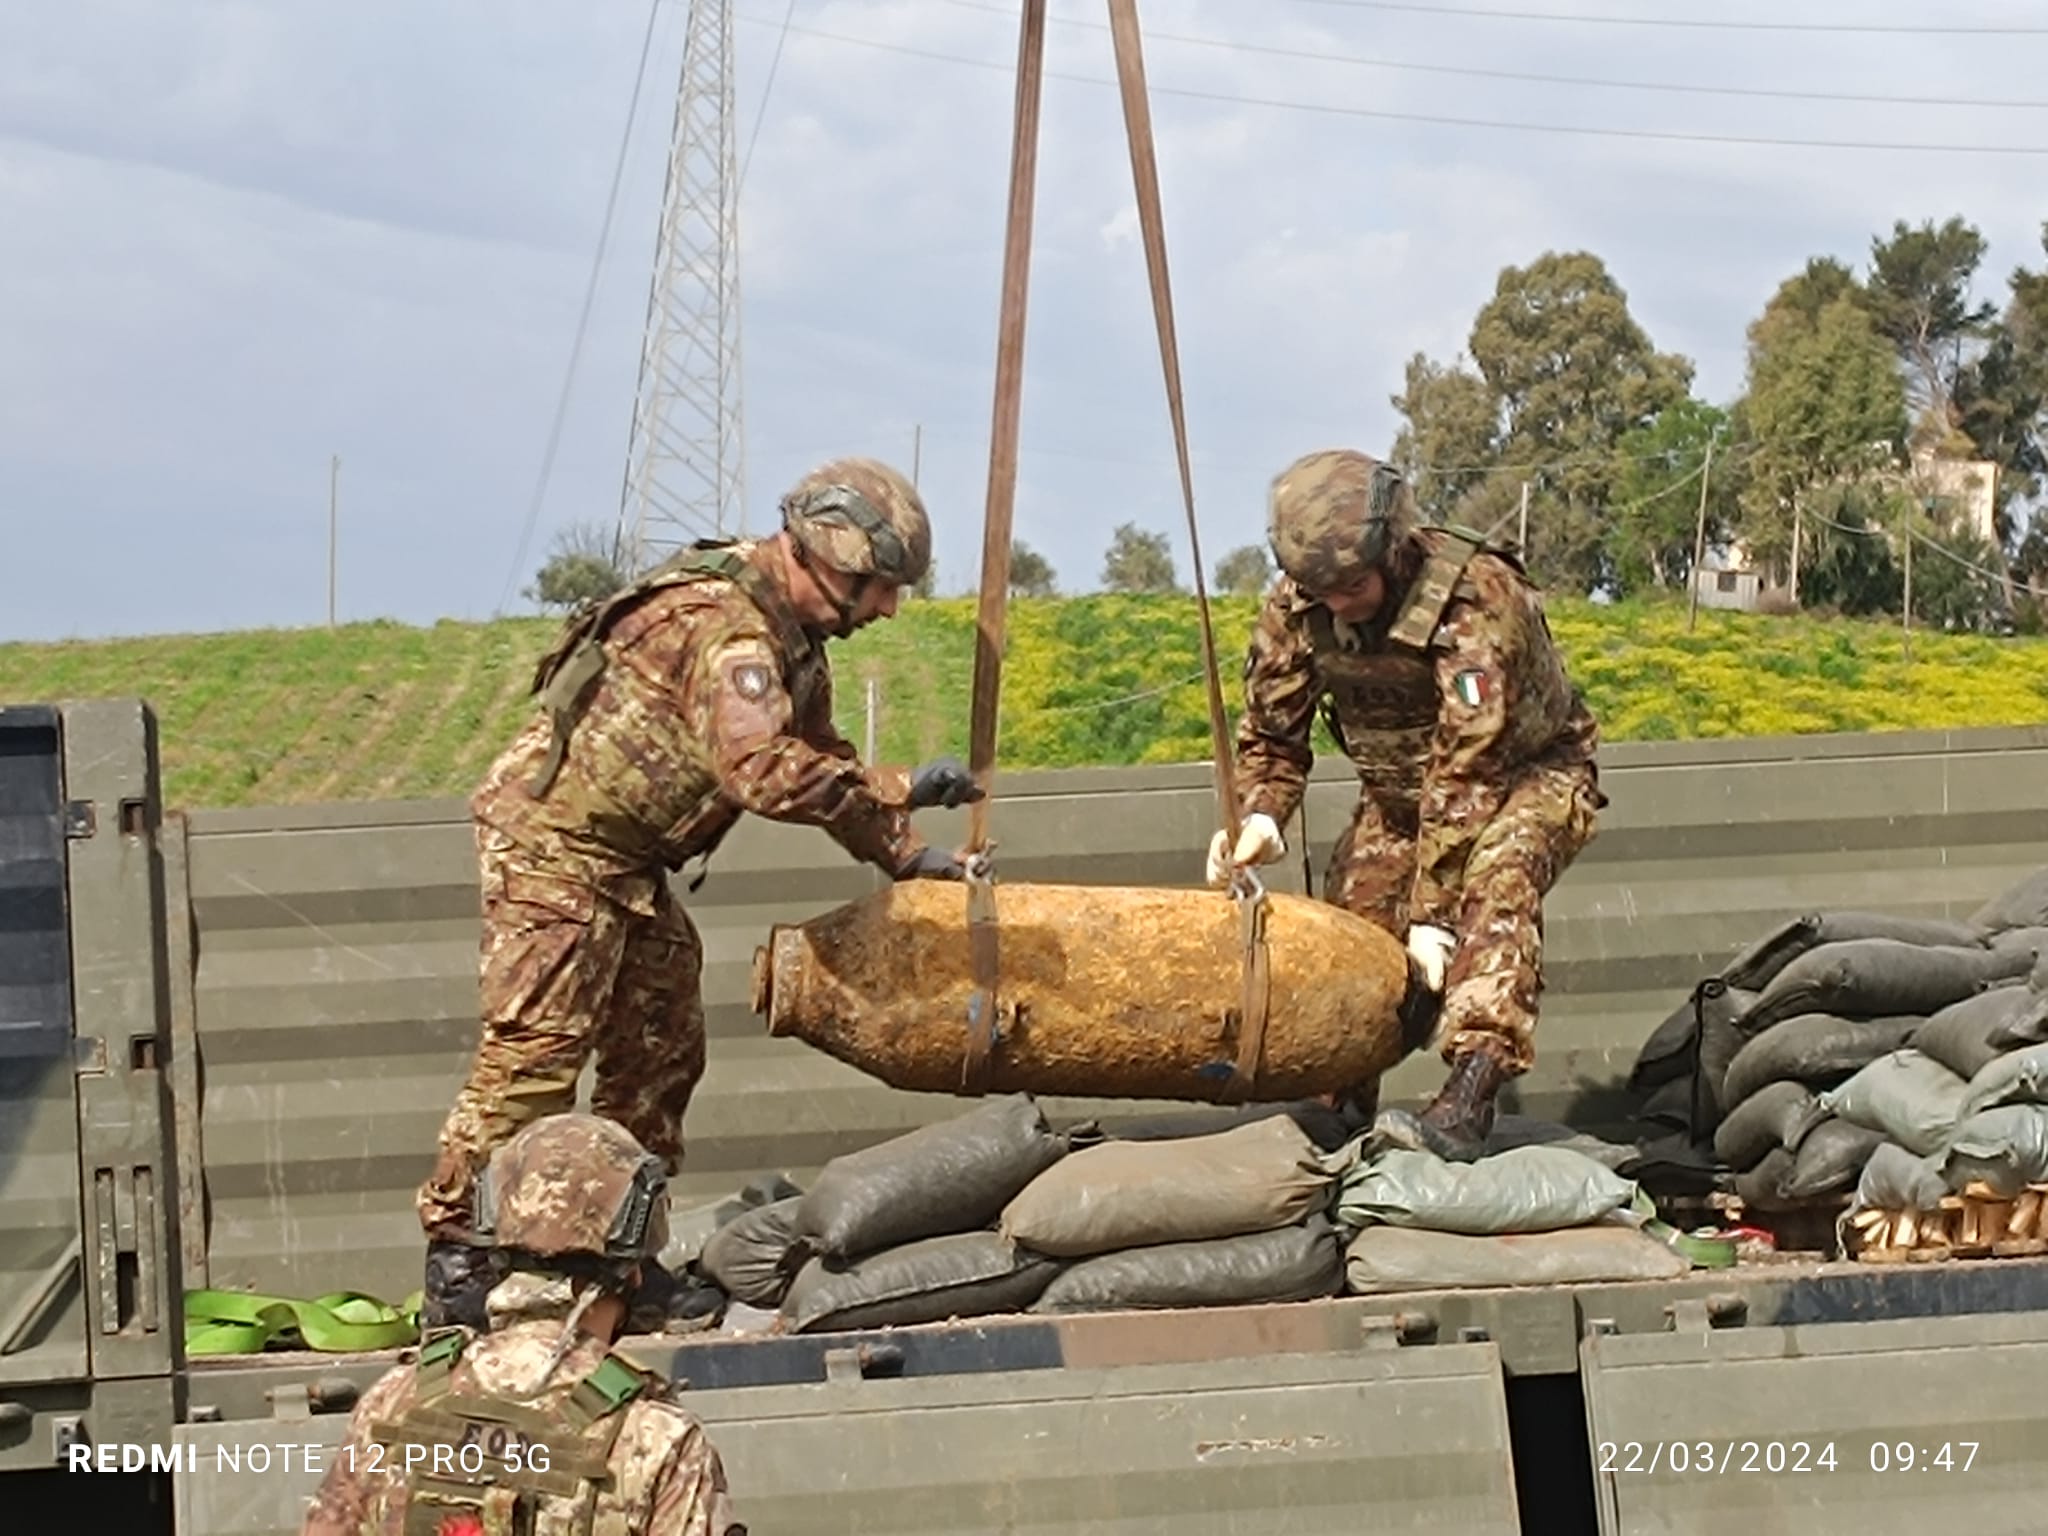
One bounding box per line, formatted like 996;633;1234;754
1780;1117;1886;1200
1938;1105;2048;1197
1959;1043;2048;1122
656;1173;803;1274
1741;940;2029;1034
1030;1215;1342;1313
1000;1115;1332;1258
1719;1013;1921;1109
1712;1080;1824;1172
1722;912;1984;992
1855;1142;1950;1212
1102;1099;1365;1155
1344;1220;1690;1293
699;1197;810;1308
1989;925;2048;963
1483;1115;1638;1172
796;1095;1068;1259
1969;866;2048;936
1628;993;1703;1095
1696;982;1751;1123
1638;1075;1695;1134
780;1232;1060;1334
1818;1050;1969;1156
1733;1148;1800;1212
1334;1146;1637;1236
1912;985;2047;1080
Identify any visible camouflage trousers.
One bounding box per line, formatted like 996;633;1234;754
1324;761;1602;1075
416;827;707;1238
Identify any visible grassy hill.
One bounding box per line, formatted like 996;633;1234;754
2;595;2044;811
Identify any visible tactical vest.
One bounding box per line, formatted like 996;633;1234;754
1306;528;1498;797
525;541;816;798
364;1327;658;1536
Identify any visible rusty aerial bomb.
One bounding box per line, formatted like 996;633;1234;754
750;880;1416;1101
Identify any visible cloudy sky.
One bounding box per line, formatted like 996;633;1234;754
3;0;2044;642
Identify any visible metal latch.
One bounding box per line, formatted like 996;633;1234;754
822;1343;905;1382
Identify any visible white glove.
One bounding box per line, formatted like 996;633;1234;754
1205;812;1286;887
1405;924;1456;991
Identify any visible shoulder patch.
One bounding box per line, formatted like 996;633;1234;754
1452;669;1491;708
731;662;771;700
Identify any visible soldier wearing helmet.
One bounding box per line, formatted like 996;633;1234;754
417;458;982;1326
1205;448;1604;1160
307;1114;744;1536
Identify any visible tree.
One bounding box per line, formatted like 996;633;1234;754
525;520;628;612
1864;217;1997;428
1734;286;1908;590
1607;400;1733;596
1009;541;1058;598
1389;353;1503;525
1955;223;2048;554
1213;544;1272;595
1101;523;1178;592
1465;252;1693;592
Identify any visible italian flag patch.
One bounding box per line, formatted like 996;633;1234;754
1453;670;1490;707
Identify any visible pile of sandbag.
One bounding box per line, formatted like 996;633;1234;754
1626;863;2048;1207
1839;1043;2048;1259
682;1094;1354;1334
1330;1141;1724;1292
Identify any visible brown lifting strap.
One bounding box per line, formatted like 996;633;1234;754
1106;0;1273;1098
958;0;1048;1092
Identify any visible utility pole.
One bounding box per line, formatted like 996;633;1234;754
1790;498;1804;606
863;675;879;762
912;423;922;489
1687;439;1715;634
618;0;746;572
1517;481;1529;556
328;455;339;629
1901;499;1914;661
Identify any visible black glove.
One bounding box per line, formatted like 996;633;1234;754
907;756;984;810
897;845;967;881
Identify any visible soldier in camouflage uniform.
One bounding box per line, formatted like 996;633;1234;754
418;458;982;1324
305;1113;744;1536
1205;448;1604;1160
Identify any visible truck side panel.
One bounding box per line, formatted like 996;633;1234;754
177;727;2048;1308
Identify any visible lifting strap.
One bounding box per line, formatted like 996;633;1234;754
959;0;1049;1092
1106;0;1273;1099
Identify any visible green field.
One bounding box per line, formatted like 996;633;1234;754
3;595;2044;811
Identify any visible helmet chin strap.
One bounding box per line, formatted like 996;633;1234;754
787;536;866;635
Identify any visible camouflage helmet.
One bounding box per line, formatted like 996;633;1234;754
471;1113;669;1268
780;457;931;588
1266;448;1416;593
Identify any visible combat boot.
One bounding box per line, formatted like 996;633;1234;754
421;1237;497;1330
1410;1047;1513;1162
1370;1046;1513;1163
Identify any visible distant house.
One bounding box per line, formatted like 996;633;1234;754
1692;541;1762;612
1909;449;1999;544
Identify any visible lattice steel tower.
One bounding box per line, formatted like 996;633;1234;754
617;0;745;571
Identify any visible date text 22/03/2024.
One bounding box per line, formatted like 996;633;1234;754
1597;1442;1981;1475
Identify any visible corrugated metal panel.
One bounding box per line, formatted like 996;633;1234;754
174;1345;1521;1536
0;704;87;1389
183;726;2048;1302
1580;1309;2048;1534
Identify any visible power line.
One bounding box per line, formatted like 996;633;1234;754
739;16;2048;156
933;0;2048;112
738;0;798;192
1278;0;2048;37
498;0;666;614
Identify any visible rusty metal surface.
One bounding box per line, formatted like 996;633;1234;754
760;881;1409;1099
175;725;2048;1305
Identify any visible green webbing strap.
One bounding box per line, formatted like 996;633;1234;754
564;1352;647;1431
1630;1190;1739;1269
183;1288;423;1356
